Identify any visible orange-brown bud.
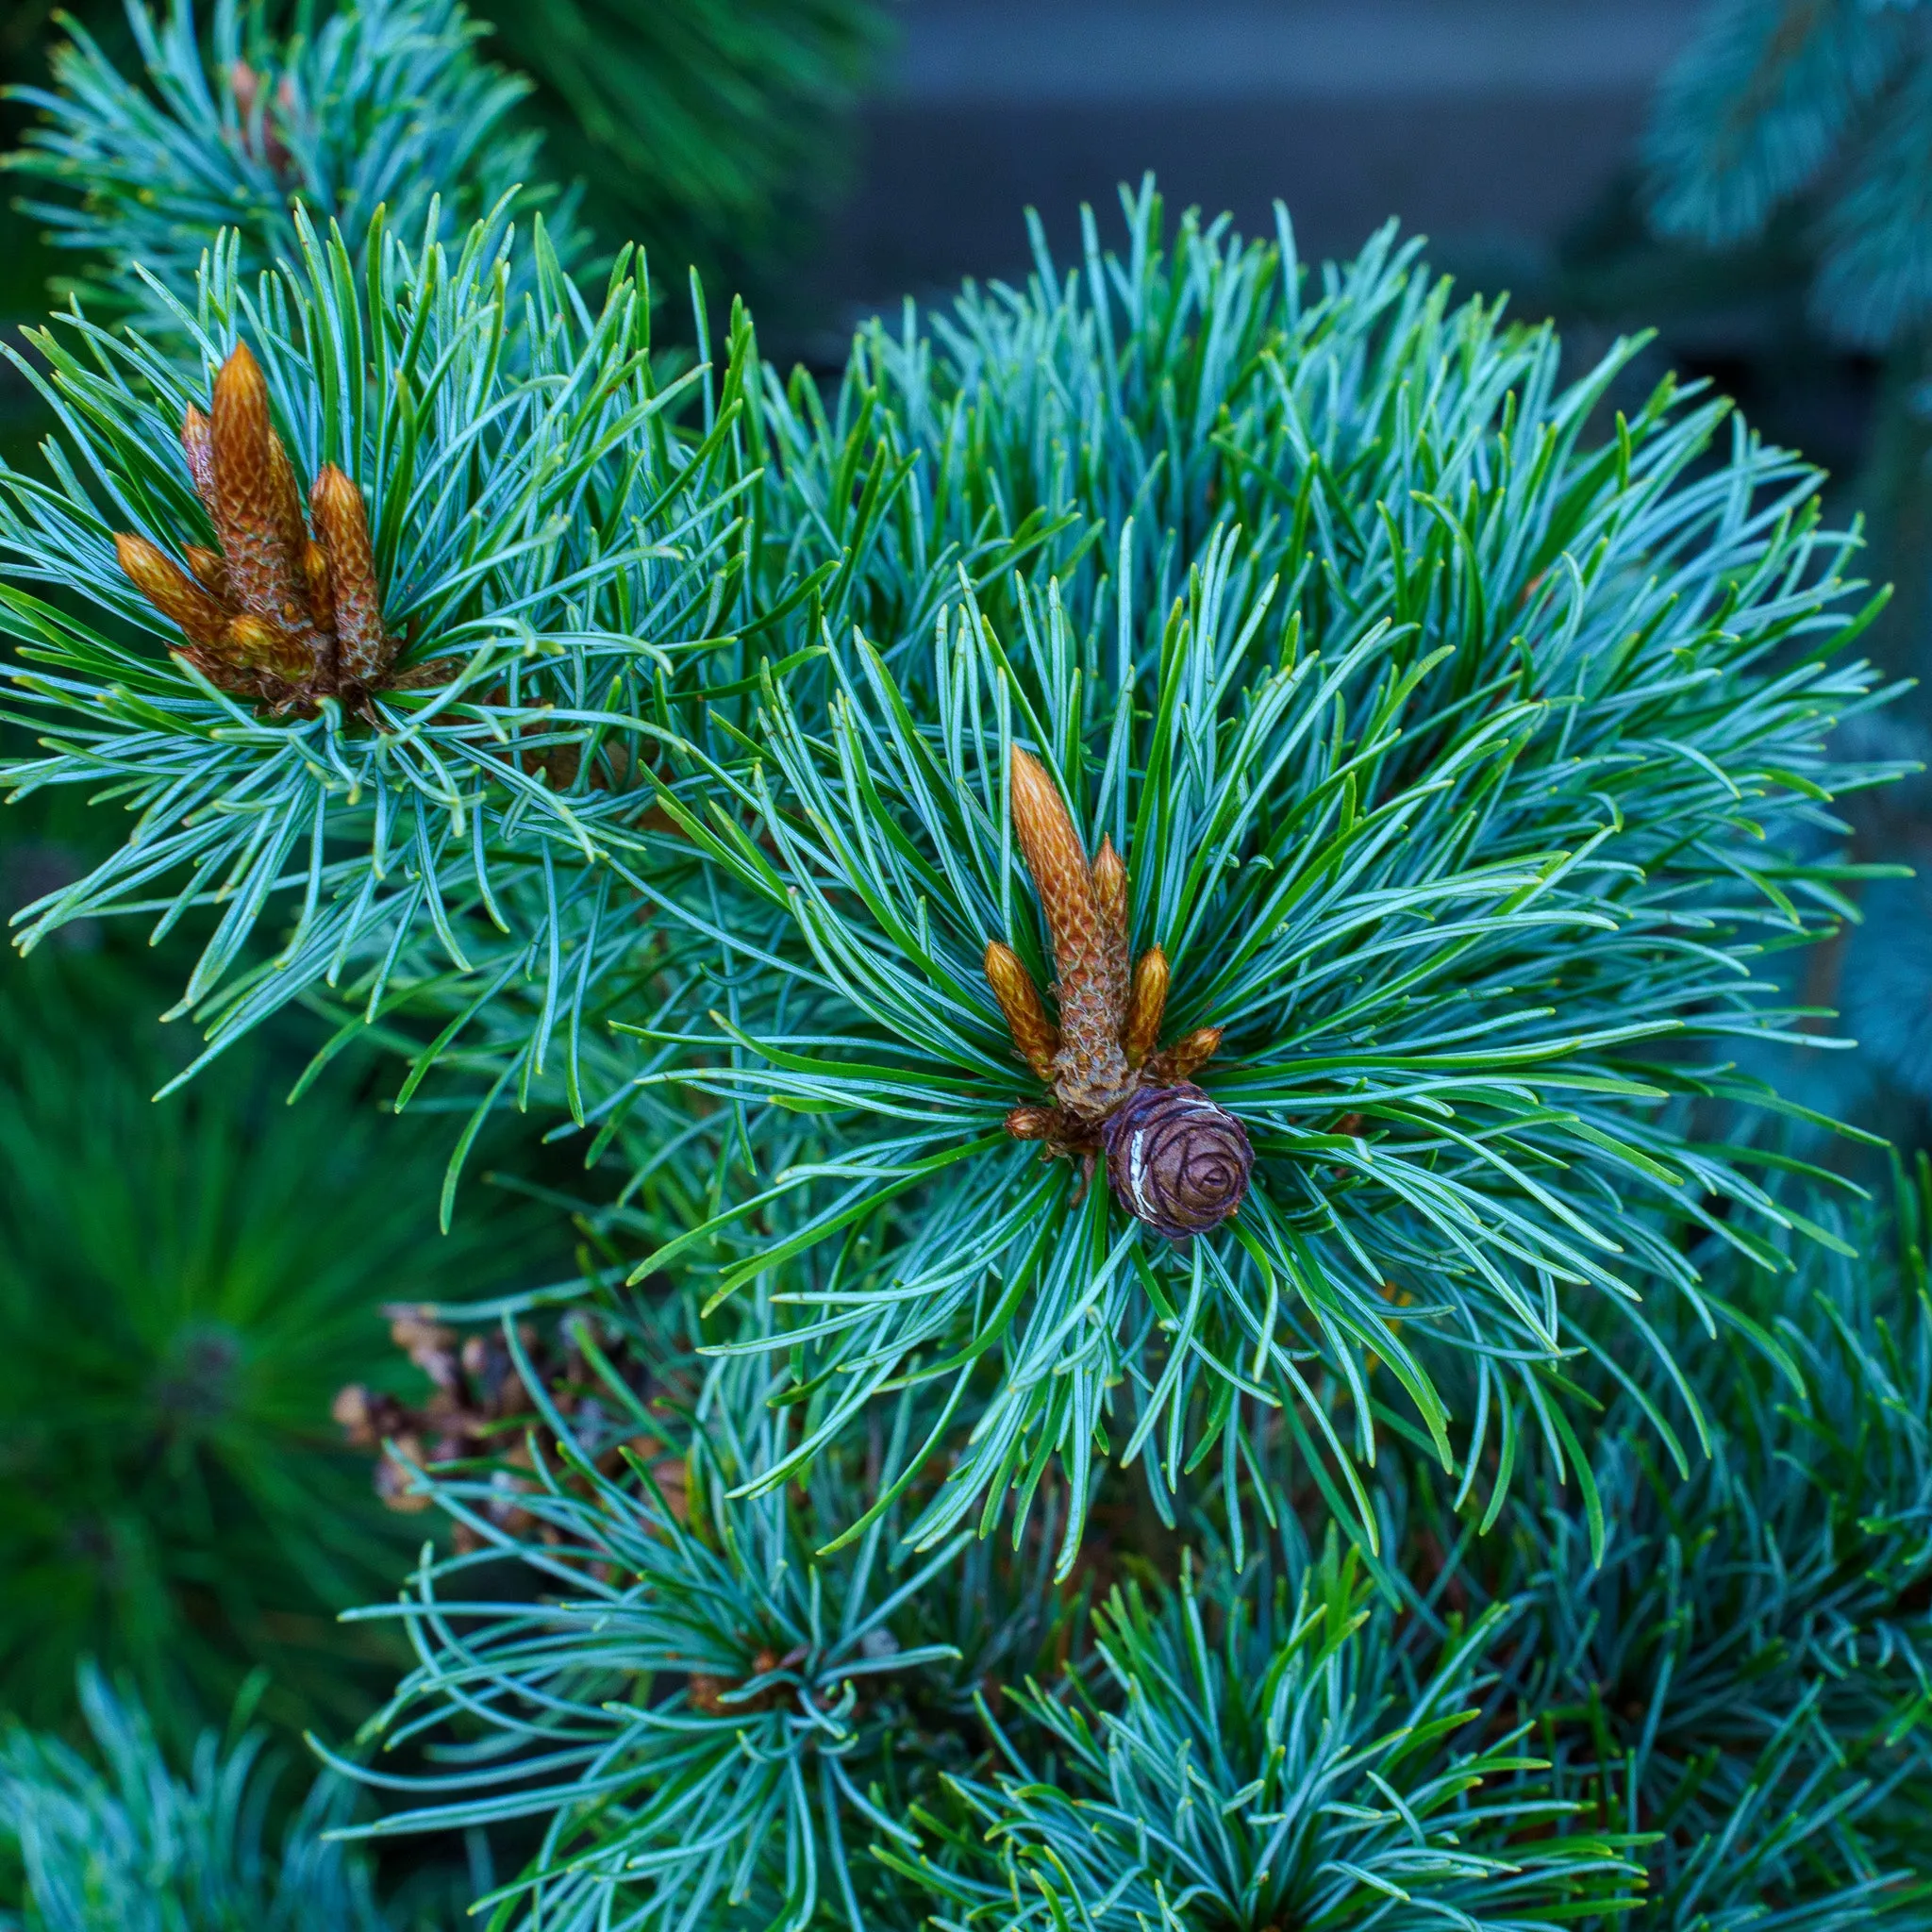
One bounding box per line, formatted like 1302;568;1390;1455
330;1383;376;1446
211;342;312;631
180;407;217;517
182;543;231;603
1122;945;1170;1068
309;463;391;684
1009;746;1132;1121
1090;834;1130;1024
1004;1105;1062;1141
1144;1024;1223;1088
228;59;294;175
302;540;334;633
115;533;231;649
985;940;1059;1082
266;430;311;592
1009;748;1094;964
224;612;313;683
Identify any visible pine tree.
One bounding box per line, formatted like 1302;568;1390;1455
3;6;1929;1927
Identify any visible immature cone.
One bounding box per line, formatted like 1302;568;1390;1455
302;541;335;633
118;345;407;710
183;543;230;600
225;613;313;683
113;534;228;650
1144;1024;1224;1088
1090;835;1130;1021
1102;1081;1253;1239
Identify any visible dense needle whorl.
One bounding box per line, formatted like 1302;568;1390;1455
1101;1081;1253;1240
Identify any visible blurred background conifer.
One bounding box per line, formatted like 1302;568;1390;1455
0;897;560;1750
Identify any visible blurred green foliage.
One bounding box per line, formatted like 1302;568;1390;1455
0;1666;388;1932
1643;0;1932;355
1622;0;1932;1145
0;913;558;1747
0;0;890;350
485;0;888;304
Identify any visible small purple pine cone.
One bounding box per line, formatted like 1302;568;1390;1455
1102;1081;1253;1240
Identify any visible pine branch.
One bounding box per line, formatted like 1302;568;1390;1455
1816;52;1932;349
1418;1157;1932;1929
3;0;580;329
0;208;753;1099
602;192;1908;1564
902;1541;1642;1930
8;167;1928;1932
325;1318;1079;1932
1643;0;1932;349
